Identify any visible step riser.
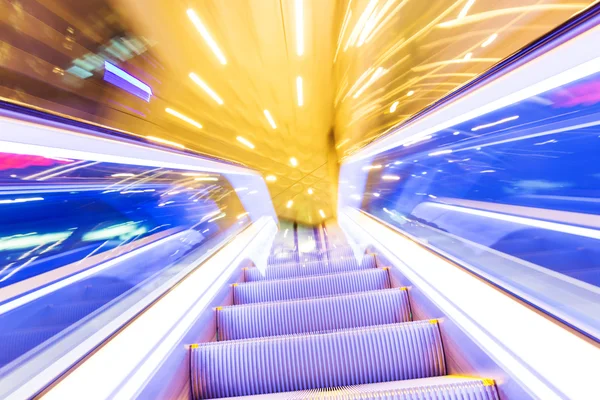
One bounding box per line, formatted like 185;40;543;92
218;289;410;341
233;269;390;305
191;322;446;399
245;255;375;282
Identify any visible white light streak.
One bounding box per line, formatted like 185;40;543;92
165;108;202;130
353;67;387;98
428;149;453;156
430;202;600;240
471;115;519;131
264;110;277;129
187;9;227;65
146;135;187;149
403;135;432;147
362;164;382;171
481;33;498;48
296;76;303;106
0;197;44;205
189;73;224;104
458;0;476;19
208;212;226;222
236;136;255;149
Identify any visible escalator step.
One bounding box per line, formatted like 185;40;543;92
245;254;375;281
214;376;499;400
323;246;355;258
268;253;300;265
218;288;410;340
233;268;390;305
191;320;446;399
266;247;354;266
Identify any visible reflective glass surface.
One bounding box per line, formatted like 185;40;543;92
0;152;248;287
0;150;252;395
342;54;600;340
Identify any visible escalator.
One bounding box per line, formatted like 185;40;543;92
189;240;500;399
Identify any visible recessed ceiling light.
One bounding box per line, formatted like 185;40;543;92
290;157;298;167
146;135;186;149
236;136;255;149
165;108;202;129
186;9;227;65
307;188;313;195
319;209;326;218
390;101;399;112
481;33;498;48
406;90;414;97
189;73;223;104
266;175;277;182
264;109;277;129
296;76;303;106
287;200;294;208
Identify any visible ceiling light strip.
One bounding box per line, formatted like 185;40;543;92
187;9;227;65
236;136;255;149
189;73;224;104
263;110;277;129
165;108;202;129
296;76;304;107
146;136;185;149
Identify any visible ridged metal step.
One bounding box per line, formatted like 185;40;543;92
245;254;376;282
267;247;355;266
217;288;411;341
214;376;499;400
191;321;446;399
233;268;390;305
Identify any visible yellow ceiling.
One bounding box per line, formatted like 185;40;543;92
110;0;339;225
1;0;596;224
